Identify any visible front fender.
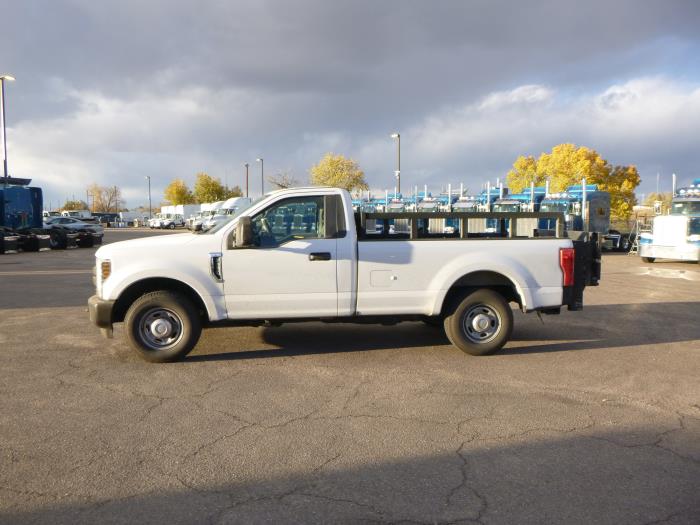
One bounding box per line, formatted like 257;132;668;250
103;264;226;321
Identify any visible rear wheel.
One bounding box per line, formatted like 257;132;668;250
642;257;655;263
49;229;66;249
124;291;202;362
443;289;513;356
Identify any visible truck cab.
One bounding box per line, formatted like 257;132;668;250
639;181;700;263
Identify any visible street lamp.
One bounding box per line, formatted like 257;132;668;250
244;163;249;198
145;175;152;219
1;74;16;187
256;158;264;196
390;132;400;195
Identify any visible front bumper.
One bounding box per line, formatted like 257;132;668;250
88;295;115;330
639;244;700;262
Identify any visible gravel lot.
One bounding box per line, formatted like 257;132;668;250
1;229;699;524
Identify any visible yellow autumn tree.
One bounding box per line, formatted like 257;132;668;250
506;143;640;220
506;155;542;190
163;178;196;205
309;153;369;192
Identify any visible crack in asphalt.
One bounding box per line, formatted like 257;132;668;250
445;440;488;525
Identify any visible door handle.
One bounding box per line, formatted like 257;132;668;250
309;252;331;261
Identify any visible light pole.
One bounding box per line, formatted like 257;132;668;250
244;163;249;198
1;74;16;188
390;132;400;195
145;175;152;219
256;158;264;196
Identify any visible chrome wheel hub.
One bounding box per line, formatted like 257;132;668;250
463;304;501;344
140;308;183;350
150;318;173;338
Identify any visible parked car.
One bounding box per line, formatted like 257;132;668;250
44;216;104;234
43;216;104;248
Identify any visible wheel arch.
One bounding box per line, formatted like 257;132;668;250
439;270;524;316
112;277;209;324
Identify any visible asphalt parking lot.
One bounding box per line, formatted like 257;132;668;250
1;229;699;525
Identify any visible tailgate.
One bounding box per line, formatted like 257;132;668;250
563;237;601;310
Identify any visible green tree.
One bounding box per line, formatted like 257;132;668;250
309;153;368;192
62;200;88;211
164;178;196;205
193;173;229;203
506;143;640;220
226;185;243;198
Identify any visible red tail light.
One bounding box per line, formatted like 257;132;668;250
560;247;574;287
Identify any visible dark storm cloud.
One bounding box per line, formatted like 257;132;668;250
1;0;700;204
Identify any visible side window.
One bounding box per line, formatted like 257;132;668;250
251;196;325;247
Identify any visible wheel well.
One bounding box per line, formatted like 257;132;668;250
441;271;522;315
112;278;208;323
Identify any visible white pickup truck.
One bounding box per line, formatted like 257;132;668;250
89;187;600;362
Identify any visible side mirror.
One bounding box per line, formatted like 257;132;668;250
235;216;253;247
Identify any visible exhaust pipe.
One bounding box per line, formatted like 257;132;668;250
581;177;588;230
486;181;491;212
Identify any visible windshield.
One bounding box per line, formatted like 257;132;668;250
540;202;570;213
689;218;700;235
671;200;700;216
493;203;520;213
201;196;263;234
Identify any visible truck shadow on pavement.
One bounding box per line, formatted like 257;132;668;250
186;301;700;361
3;426;699;525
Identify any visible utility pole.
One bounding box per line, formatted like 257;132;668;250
390;132;401;194
145;176;152;219
256;158;264;196
1;75;15;188
244;163;249;198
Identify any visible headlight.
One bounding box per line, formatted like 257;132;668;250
101;260;111;280
688;234;700;243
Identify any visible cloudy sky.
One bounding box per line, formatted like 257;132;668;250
2;0;700;208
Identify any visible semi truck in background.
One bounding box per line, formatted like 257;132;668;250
0;177;101;253
202;197;252;230
639;178;700;263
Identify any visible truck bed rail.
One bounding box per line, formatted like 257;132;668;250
356;211;566;240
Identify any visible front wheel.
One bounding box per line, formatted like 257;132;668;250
444;289;513;356
642;257;655;263
49;229;66;249
124;291;202;362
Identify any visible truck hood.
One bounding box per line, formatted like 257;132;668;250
96;232;213;259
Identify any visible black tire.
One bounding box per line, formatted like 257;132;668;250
49;229;67;249
642;257;655;263
169;223;175;229
443;289;513;356
124;290;202;363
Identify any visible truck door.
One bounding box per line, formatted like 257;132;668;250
222;194;340;319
